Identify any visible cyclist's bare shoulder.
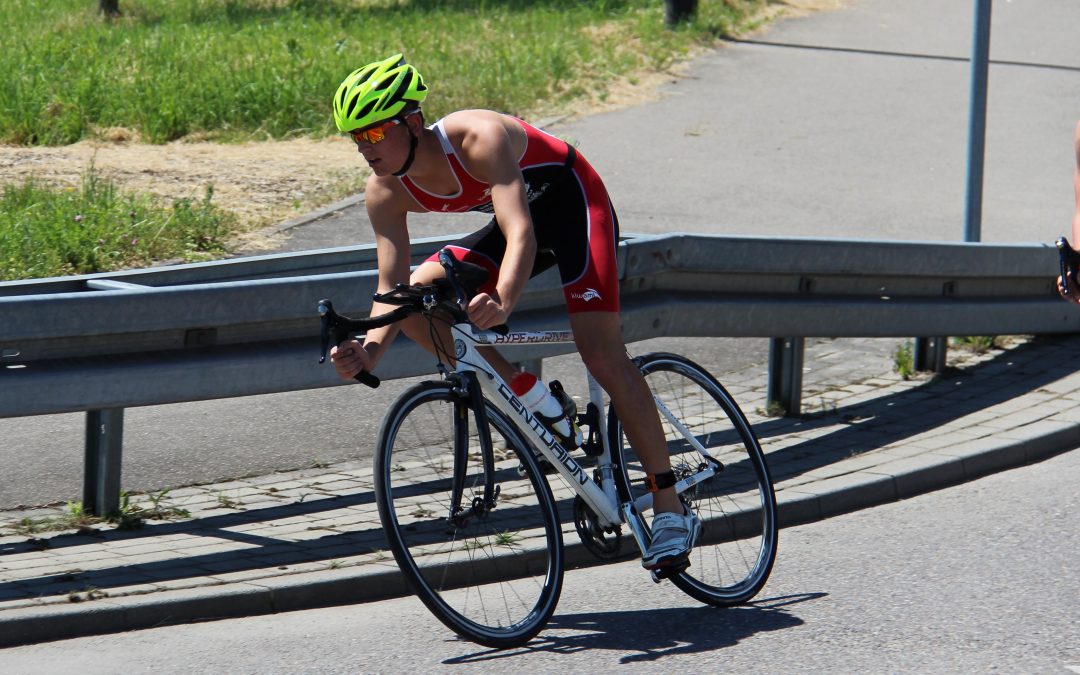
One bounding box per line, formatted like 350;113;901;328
438;112;522;154
439;110;525;173
364;174;413;228
439;109;511;135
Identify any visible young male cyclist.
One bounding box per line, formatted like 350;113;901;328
328;54;698;570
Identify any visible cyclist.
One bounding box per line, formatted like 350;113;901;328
328;53;699;570
1058;120;1080;302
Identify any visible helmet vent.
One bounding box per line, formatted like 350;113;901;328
356;99;378;121
392;73;412;102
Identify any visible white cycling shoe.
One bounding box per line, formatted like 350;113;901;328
641;507;701;570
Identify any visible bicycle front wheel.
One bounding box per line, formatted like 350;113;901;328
610;353;778;606
373;380;564;648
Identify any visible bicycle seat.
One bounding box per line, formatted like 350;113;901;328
438;250;491;300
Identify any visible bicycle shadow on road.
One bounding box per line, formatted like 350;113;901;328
442;592;825;665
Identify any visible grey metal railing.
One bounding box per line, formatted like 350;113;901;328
1;233;1074;514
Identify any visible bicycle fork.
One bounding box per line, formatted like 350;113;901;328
447;373;499;526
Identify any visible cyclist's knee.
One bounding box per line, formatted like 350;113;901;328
410;260;446;285
579;344;634;387
399;314;431;344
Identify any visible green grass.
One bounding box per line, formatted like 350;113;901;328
0;0;768;280
1;0;764;145
951;335;1002;354
0;164;233;280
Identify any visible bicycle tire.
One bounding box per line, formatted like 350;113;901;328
373;380;564;648
609;352;778;606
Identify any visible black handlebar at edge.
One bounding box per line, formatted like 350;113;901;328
317;299;384;389
1057;236;1080;298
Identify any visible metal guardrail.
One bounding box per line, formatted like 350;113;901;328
1;233;1074;513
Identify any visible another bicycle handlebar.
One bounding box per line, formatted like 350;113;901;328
317;249;505;388
1056;237;1080;298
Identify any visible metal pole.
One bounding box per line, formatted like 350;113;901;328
963;0;993;243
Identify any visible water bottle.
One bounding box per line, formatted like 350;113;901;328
510;371;582;449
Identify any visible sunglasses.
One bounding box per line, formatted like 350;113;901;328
349;118;402;146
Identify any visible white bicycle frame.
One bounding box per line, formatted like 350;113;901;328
445;320;722;553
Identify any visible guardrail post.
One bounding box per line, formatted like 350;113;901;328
767;337;804;417
84;409;124;516
914;337;948;373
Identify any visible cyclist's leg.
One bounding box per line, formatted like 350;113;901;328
569;311;700;569
567;313;679;508
546;159;698;568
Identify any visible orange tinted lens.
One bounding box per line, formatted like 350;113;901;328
350;121;393;145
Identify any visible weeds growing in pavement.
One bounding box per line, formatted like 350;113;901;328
952;335;1004;354
893;340;915;380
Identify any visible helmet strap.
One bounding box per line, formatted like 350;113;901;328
392;127;419;177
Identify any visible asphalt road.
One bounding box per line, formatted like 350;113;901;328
2;443;1076;673
3;0;1079;509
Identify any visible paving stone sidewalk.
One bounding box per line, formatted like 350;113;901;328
1;334;1078;647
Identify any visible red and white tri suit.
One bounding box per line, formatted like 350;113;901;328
401;116;620;313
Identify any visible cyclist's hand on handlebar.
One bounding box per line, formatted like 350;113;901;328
1057;236;1080;304
467;292;511;329
1058;273;1080;304
329;338;374;381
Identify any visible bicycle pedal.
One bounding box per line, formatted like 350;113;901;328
647;557;690;582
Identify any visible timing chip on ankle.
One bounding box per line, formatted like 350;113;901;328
643;470;677;493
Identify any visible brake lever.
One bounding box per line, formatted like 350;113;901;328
317;299;380;388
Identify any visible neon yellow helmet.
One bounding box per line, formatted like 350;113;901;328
333;54;427;132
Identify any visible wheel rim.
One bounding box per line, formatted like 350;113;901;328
614;356;777;602
375;383;563;643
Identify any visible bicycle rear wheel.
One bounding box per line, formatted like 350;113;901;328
373;380;564;648
610;353;778;606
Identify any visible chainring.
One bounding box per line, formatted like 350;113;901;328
573;495;623;560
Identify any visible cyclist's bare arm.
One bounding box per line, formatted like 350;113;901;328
443;111;537;328
329;175;413;379
1072;120;1080;246
1059;121;1080;303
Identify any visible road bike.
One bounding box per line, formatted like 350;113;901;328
318;250;778;648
